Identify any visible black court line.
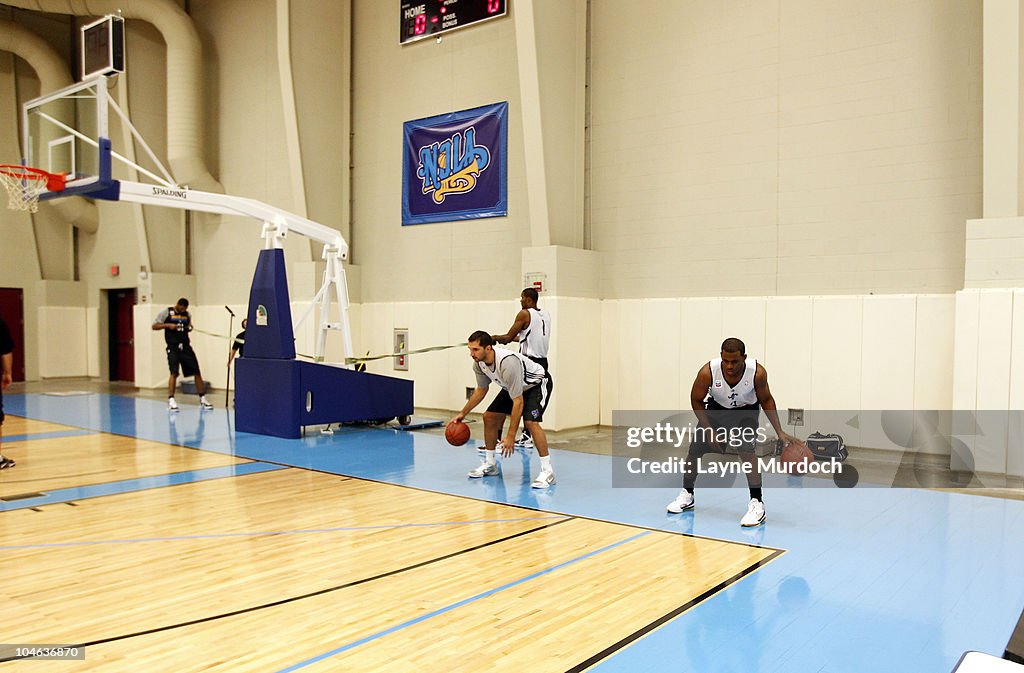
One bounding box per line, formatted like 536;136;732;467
564;548;786;673
281;465;785;553
7;408;784;553
1006;605;1024;664
0;517;572;663
178;426;785;554
0;492;46;502
12;409;783;554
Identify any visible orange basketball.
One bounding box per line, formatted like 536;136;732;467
779;439;815;474
445;420;471;447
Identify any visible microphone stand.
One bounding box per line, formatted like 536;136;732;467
225;306;235;408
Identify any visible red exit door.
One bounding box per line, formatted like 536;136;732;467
108;289;136;382
0;288;25;382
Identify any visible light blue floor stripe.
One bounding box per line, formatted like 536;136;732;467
275;530;652;673
0;461;285;511
2;429;94;443
0;515;567;550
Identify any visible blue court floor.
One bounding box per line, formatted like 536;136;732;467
4;392;1023;673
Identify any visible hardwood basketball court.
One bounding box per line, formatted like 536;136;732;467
1;414;780;671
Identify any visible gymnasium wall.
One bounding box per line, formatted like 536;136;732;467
332;292;959;433
0;55;41;288
0;0;346;379
589;0;981;298
600;294;957;448
2;0;983;323
0;0;1015;474
347;290;1024;478
0;2;987;288
348;0;530;303
183;0;331;306
353;297;601;431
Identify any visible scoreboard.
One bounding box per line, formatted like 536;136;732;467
400;0;508;44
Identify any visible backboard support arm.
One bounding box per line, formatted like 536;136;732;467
115;180;354;364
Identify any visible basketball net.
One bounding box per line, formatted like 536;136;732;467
0;165;66;213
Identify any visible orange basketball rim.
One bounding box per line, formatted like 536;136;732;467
0;164;67;213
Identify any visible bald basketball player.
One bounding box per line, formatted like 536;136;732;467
492;287;552;448
666;337;797;527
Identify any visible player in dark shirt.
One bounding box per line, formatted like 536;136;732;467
152;298;213;411
0;316;16;469
228;318;247;364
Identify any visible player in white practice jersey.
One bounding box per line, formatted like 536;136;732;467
666;338;798;527
451;331;556;489
493;288;552;447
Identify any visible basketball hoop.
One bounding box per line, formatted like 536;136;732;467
0;164;66;213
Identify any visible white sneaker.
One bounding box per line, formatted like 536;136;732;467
467;462;499;478
168;398;179;411
666;489;695;513
200;398;214;410
531;468;556;489
740;498;766;527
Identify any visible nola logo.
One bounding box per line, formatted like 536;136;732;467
416;127;491;204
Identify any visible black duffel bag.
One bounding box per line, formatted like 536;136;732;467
805;432;848;462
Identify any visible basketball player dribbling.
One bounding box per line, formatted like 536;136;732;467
666;338;797;527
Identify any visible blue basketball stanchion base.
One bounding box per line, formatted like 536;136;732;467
234;248;414;439
235;359;413;439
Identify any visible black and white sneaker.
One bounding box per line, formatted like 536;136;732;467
516;432;534;449
740;498;766;527
666;489;695;513
0;456;16;470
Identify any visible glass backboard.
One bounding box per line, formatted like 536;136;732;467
22;78;109;196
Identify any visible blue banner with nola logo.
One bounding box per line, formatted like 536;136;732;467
402;102;508;225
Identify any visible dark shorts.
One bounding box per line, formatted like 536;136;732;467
486;384;547;423
167;344;201;377
525;356;553;408
687;400;762;456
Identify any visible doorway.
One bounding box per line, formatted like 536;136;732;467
108;289;137;382
0;288;25;382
